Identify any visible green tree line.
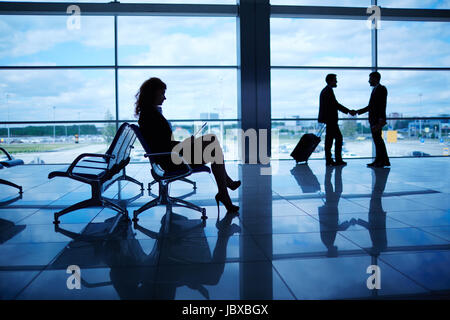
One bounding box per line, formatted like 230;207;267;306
0;125;99;137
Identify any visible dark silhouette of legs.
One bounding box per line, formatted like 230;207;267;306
325;123;345;165
371;128;390;166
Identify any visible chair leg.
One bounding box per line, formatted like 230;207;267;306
54;198;101;224
148;180;157;191
168;196;207;220
122;175;144;191
0;178;23;194
180;177;197;189
102;198;128;216
132;198;160;222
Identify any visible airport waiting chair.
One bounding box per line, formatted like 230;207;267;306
48;123;143;224
130;124;210;223
0;147;24;194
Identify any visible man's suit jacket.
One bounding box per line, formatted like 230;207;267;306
138;107;180;170
358;84;388;126
318;85;350;124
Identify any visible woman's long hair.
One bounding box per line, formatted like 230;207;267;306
134;77;167;117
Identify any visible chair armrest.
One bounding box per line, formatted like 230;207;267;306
0;147;13;160
144;151;192;172
67;153;115;175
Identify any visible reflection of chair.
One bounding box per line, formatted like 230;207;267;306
48;123;143;224
130;124;210;223
0;218;26;244
52;207;238;299
0;147;24;194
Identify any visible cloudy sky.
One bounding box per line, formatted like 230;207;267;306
0;0;449;124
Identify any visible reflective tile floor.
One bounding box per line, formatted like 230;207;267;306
0;158;449;300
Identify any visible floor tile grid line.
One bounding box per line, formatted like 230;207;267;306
412;227;450;243
272;189;322;219
11;168;149;299
0;179;43;202
0;167;67;202
233;213;299;300
384;213;450;244
264;189;440;298
333;230;435;294
0;181;90;226
11;204;117;300
405;194;450;212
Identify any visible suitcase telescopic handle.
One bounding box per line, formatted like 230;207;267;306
317;124;326;138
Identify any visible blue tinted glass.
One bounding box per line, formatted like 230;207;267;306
0;15;114;66
379;21;450;67
271;18;371;66
0;70;115;121
118;16;237;66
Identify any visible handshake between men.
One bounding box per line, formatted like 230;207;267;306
319;72;390;168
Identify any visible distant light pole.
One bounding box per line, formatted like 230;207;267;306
6;93;10;142
418;94;423;138
53;106;56;143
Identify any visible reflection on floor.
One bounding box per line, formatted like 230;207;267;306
0;158;449;300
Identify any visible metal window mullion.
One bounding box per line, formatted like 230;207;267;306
0;2;238;17
271;66;450;71
114;14;119;131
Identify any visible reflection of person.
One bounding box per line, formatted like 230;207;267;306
55;210;239;300
354;167;390;256
128;211;240;299
318;74;355;166
318;166;352;257
135;77;240;213
356;72;390;168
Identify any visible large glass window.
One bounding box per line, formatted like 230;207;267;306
118;16;236;66
0;6;238;164
0;69;116;122
271;69;371;119
378;0;450;9
380;70;450;117
1;2;448;164
0;15;115;66
271;18;371;67
378;21;450;68
118;69;237;120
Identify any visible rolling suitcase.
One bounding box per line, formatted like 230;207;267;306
290;125;325;163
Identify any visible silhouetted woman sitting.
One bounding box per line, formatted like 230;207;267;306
135;77;240;214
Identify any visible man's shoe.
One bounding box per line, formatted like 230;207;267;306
326;160;336;166
334;160;347;166
367;162;377;167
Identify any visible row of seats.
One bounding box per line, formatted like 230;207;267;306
0;147;24;194
46;123;210;226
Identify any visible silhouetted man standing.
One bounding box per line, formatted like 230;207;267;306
357;72;390;168
318;74;355;166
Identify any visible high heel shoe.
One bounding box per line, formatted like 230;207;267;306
215;193;239;218
227;180;241;191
